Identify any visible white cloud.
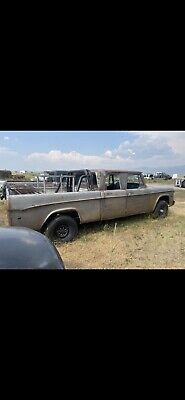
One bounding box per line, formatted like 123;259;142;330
118;131;185;166
24;132;185;171
104;150;113;158
109;135;174;161
27;150;101;164
26;149;135;170
129;132;185;156
4;136;9;140
0;146;17;156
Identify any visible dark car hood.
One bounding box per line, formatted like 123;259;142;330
0;227;64;269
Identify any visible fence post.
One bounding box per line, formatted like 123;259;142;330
43;176;46;193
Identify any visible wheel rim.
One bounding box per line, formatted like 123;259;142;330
55;224;69;238
159;207;166;217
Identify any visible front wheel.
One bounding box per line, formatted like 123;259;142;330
45;215;78;242
152;200;169;219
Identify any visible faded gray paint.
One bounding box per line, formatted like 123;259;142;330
7;171;175;232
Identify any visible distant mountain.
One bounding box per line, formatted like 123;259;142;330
164;165;185;175
141;165;185;175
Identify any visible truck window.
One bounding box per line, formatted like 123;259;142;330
127;174;144;189
78;176;89;191
105;174;121;190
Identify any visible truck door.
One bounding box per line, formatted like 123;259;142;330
101;173;127;220
126;173;151;215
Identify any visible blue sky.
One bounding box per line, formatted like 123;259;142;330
0;131;185;172
0;131;132;156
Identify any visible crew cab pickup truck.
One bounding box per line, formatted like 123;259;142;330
7;170;175;242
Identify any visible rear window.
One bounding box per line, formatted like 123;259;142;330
127;174;144;189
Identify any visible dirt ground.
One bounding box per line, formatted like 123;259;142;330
0;189;185;269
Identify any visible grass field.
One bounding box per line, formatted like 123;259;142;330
58;188;185;269
0;188;185;269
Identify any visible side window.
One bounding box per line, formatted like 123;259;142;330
105;174;121;190
127;174;143;189
78;176;89;191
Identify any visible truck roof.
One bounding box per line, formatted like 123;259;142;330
89;169;142;175
43;169;143;176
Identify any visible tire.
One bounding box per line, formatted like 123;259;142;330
45;215;78;242
152;200;169;219
182;180;185;188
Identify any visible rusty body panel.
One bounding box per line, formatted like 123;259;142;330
8;191;102;230
7;170;175;233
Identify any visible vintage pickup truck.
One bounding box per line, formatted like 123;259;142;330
7;169;175;242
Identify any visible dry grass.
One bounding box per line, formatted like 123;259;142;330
0;190;185;269
56;189;185;269
0;200;8;226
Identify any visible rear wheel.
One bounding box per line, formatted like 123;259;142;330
182;180;185;188
152;200;168;219
45;215;78;242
